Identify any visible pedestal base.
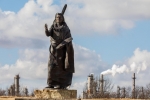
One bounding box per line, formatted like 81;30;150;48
34;88;77;99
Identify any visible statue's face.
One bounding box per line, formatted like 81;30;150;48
56;14;63;23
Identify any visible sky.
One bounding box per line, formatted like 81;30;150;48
0;0;150;96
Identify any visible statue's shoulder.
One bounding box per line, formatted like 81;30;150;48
63;22;70;31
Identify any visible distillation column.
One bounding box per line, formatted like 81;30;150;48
14;74;20;96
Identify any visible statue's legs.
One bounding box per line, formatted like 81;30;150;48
47;48;73;89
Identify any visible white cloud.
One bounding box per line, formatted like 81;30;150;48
65;0;150;34
0;44;106;95
0;44;106;79
0;48;49;86
0;0;150;47
101;48;150;76
74;44;106;77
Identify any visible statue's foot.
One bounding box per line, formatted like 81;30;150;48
55;85;67;89
54;85;61;89
45;85;54;88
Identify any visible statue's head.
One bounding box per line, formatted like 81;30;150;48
55;13;65;23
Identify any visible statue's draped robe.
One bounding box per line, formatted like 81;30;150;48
45;22;74;87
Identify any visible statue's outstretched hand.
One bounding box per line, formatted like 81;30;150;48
45;24;48;30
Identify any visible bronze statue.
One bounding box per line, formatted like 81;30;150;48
44;4;74;89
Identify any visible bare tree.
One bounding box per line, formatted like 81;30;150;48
0;88;6;96
134;86;141;99
144;83;150;98
19;86;29;97
103;78;114;93
125;86;132;98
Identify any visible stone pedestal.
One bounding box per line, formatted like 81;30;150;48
34;88;77;99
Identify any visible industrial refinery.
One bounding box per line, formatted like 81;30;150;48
7;74;28;96
83;73;146;99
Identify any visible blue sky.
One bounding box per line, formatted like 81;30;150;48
0;0;28;11
0;0;150;96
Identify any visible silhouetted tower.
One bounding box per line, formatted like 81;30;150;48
14;74;20;96
117;86;121;98
10;84;15;96
87;74;94;94
100;74;104;94
10;85;13;96
132;73;136;99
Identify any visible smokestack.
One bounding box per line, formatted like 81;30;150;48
100;74;104;94
117;86;120;98
14;74;20;96
87;74;93;94
132;73;136;99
